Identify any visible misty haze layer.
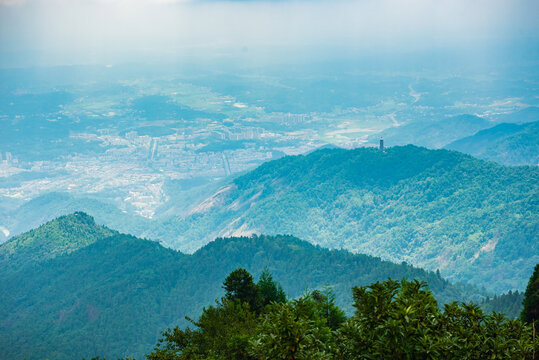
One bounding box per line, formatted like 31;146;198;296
1;0;538;67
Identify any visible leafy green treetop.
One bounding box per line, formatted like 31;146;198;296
257;267;287;307
311;288;346;330
146;300;258;360
147;268;289;360
148;270;538;360
335;279;537;359
249;294;334;360
223;268;262;313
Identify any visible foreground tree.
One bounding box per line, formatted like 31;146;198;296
311;288;346;330
147;268;285;360
148;271;538;360
249;291;342;360
223;268;262;314
335;279;443;359
335;279;537;359
521;263;539;324
146;300;257;360
257;268;287;307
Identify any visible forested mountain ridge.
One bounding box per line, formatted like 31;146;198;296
0;214;486;360
147;269;537;360
445;120;539;165
164;145;538;292
478;290;524;320
0;212;116;272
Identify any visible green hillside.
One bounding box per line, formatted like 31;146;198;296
445;120;539;165
163;145;538;292
0;214;485;360
478;290;524;320
0;212;116;272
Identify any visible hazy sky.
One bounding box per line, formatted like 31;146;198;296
0;0;538;66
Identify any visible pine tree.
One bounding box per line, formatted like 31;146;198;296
223;268;262;313
257;268;287;307
521;264;539;323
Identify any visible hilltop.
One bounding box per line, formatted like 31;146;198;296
0;212;116;272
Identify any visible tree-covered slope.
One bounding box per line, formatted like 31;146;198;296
445;120;539;165
0;214;486;360
164;145;538;292
0;233;184;360
478;290;524;320
0;212;116;272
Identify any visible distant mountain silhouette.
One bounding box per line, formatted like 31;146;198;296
446;120;539;165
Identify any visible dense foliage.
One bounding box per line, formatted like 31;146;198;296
0;212;116;272
147;269;286;360
149;271;538;360
0;214;485;360
521;264;539;323
164;146;538;292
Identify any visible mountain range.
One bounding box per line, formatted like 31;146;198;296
368;107;538;166
445;120;539;165
159;145;538;292
370;114;492;149
1;145;537;295
0;212;484;360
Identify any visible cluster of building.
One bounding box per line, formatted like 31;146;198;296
2;109;382;218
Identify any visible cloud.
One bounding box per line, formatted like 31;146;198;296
0;0;25;5
0;0;538;66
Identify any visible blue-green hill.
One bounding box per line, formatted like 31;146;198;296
162;145;538;292
445;120;539;165
0;212;116;272
0;213;484;360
